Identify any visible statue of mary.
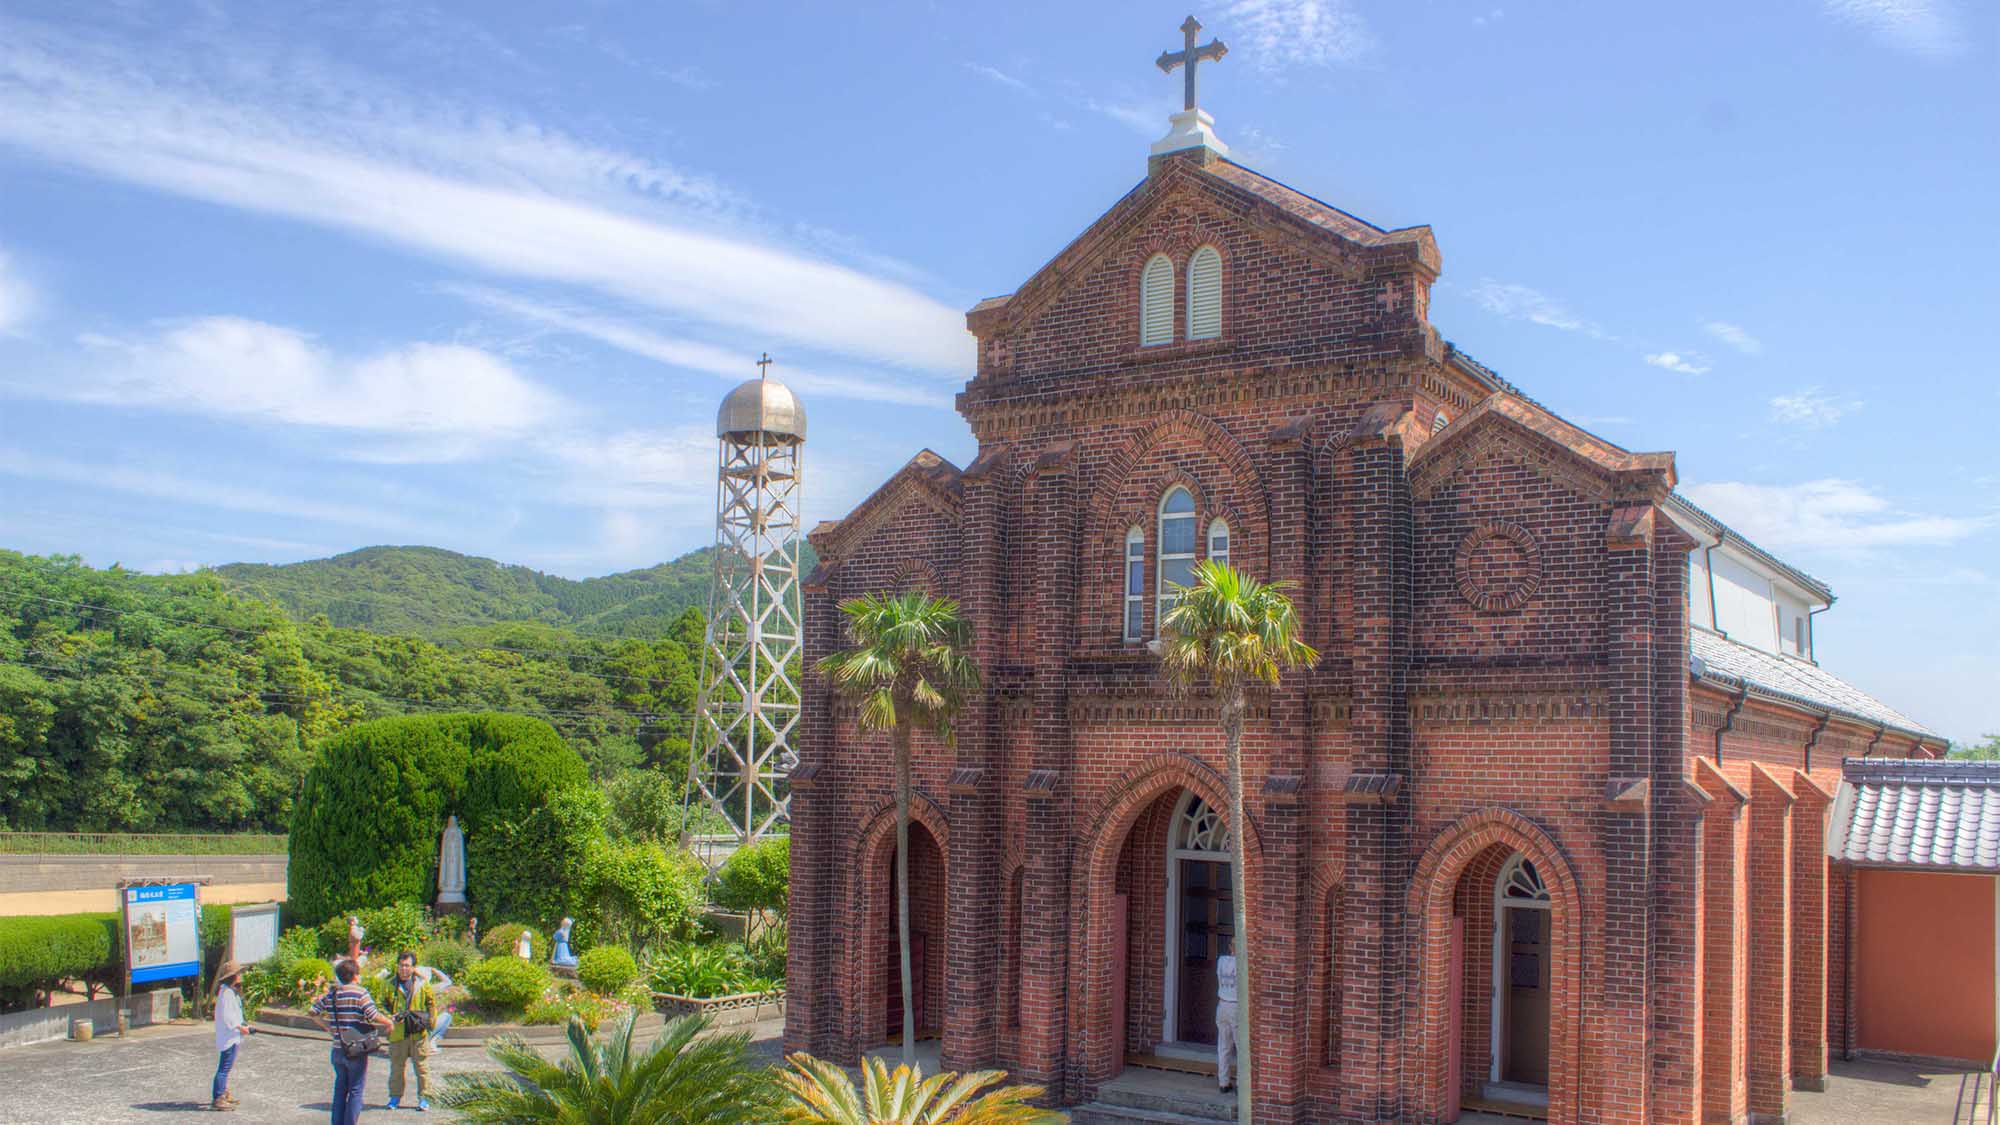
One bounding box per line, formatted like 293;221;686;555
437;815;468;906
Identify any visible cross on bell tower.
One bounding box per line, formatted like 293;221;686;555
1149;14;1231;161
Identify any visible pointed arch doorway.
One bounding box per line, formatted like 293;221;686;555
1163;791;1234;1051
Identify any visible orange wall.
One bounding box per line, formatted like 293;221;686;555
1857;869;1995;1062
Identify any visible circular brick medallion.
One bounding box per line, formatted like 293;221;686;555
1455;522;1542;612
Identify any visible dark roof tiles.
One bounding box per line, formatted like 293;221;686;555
1829;758;2000;872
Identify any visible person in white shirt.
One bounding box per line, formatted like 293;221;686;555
211;961;254;1112
1215;941;1238;1093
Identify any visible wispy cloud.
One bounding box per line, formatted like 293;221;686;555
1467;279;1611;339
1224;0;1377;71
1085;96;1172;136
0;19;972;375
1770;386;1863;428
0;448;419;529
1702;319;1763;355
1821;0;1963;56
962;62;1033;95
0;248;35;334
21;316;569;452
1644;351;1710;375
1472;9;1506;27
1683;478;1985;550
446;285;954;410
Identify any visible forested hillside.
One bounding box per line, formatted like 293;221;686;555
211;542;817;639
0;550;710;833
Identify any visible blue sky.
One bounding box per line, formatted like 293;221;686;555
0;1;1993;740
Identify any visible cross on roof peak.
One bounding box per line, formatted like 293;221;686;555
756;352;773;380
1156;15;1228;114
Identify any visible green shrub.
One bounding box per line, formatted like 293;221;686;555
463;954;550;1012
287;713;586;924
419;939;477;978
274;925;321;966
712;836;789;917
468;786;606;936
479;923;550;963
522;990;612;1031
645;940;766;999
588;840;705;949
604;769;684;844
0;913;117;1010
746;924;788;984
288;957;335;1006
315;903;429;959
576;946;639;995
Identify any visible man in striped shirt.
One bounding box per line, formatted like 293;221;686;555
310;959;393;1125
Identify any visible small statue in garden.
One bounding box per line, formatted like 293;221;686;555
467;916;478;947
347;915;365;961
436;815;467;907
551;918;577;968
515;928;534;960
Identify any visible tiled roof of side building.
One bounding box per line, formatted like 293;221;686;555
1828;757;2000;872
1690;628;1935;739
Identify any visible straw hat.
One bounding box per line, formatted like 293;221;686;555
215;960;243;983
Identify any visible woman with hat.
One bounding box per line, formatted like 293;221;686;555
211;960;254;1111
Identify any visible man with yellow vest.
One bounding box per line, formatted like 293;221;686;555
385;951;440;1111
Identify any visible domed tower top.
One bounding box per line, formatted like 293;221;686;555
717;353;806;444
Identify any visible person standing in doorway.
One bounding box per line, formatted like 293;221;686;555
211;961;254;1111
310;959;391;1125
1214;938;1238;1094
385;951;438;1112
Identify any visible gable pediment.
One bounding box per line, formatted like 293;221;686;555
807;449;962;564
1409;394;1676;504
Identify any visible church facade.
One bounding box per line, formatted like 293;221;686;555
783;91;1943;1123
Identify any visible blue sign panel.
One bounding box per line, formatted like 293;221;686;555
124;883;201;983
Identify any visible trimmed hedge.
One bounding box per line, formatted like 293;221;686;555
462;954;549;1011
287;713;588;923
314;903;427;960
479;923;549;963
576;945;638;995
0;914;116;1008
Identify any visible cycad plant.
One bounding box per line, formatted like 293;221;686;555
780;1054;1067;1124
1158;559;1320;1119
438;1010;778;1123
816;589;980;1064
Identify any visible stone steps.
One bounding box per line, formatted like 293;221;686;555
1071;1104;1236;1125
1070;1069;1238;1123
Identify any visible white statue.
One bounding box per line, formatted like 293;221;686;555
516;928;534;960
437;815;467;905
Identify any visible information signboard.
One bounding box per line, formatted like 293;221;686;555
122;883;201;984
230;901;281;965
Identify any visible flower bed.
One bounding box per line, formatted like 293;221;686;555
650;987;784;1029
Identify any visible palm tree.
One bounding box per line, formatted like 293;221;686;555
438;1011;779;1123
780;1053;1067;1124
816;589;980;1065
1158;559;1320;1120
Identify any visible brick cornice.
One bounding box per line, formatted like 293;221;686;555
1411;691;1606;724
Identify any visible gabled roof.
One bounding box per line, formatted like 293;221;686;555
1407;391;1677;495
967;154;1437;335
1828;757;2000;872
1690;628;1935;739
806;449;962;562
1665;492;1834;604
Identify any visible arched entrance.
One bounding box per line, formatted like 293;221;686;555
1408;810;1581;1124
852;800;949;1051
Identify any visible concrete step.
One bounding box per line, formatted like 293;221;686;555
1080;1096;1232;1112
1086;1069;1237;1122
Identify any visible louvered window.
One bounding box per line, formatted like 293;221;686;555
1140;254;1175;346
1123;528;1146;642
1187;245;1222;340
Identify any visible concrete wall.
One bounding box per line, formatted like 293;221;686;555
0;988;181;1050
0;855;287;916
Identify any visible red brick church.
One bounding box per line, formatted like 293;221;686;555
784;26;1944;1123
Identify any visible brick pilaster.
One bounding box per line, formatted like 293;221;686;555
1021;446;1077;1099
1695;757;1748;1125
1651;526;1701;1125
1338;417;1410;1123
1788;770;1834;1091
1745;763;1795;1123
1602;505;1658;1123
788;558;845;1058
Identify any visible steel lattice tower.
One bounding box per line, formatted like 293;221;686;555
689;357;806;845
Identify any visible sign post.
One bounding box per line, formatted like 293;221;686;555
117;879;207;1031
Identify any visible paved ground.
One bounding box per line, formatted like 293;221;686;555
0;1017;787;1124
1;1024;1982;1123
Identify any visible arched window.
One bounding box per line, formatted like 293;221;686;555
1499;855;1550;904
1140;254;1175;346
1157;487;1197;627
1171;793;1230;854
1123;527;1146;643
1187;245;1222;340
1208;518;1230;568
1432;409;1451;434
